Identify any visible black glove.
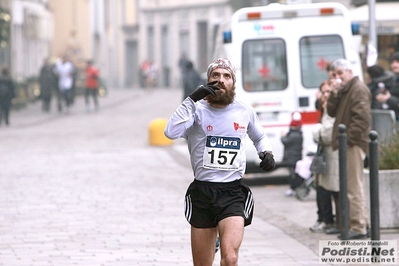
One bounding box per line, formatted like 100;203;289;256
189;81;219;102
259;151;275;172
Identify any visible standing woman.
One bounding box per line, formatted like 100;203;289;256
310;80;340;233
0;67;15;126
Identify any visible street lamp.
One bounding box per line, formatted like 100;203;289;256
0;9;11;48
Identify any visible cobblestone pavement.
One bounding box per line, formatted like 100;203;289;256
0;88;397;266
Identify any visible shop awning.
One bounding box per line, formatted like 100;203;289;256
349;2;399;35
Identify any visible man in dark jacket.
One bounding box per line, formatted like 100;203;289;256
327;58;371;240
366;64;395;110
182;61;202;101
0;67;15;126
375;52;399;120
39;58;58;112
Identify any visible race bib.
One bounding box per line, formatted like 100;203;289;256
203;136;241;170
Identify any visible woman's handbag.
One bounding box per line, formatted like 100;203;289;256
310;136;327;175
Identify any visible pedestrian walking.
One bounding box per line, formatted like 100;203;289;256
327;58;371;240
38;58;58;112
84;60;100;112
0;67;15;126
164;58;275;266
182;61;202;101
55;55;75;114
146;60;158;89
139;60;150;88
178;52;189;75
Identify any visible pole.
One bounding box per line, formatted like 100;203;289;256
369;131;380;240
338;124;349;240
368;0;377;51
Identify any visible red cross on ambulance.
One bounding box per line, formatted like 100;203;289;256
317;58;328;71
258;64;270;78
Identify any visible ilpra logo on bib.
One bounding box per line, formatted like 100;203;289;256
203;136;241;170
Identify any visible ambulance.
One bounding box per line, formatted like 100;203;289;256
212;2;363;175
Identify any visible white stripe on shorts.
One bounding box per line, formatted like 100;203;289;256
244;190;254;219
185;194;192;222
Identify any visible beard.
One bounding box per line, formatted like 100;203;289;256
206;84;236;106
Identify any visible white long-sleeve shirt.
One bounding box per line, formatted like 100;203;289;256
165;97;273;182
56;61;74;91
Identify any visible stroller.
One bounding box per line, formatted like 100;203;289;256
293;145;317;201
295;175;315;201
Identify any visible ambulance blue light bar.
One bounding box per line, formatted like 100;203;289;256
223;31;232;43
351;22;360;35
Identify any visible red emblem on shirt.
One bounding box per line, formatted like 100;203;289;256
234;122;246;131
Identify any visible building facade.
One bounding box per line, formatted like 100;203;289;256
138;0;232;88
1;0;52;83
0;1;12;70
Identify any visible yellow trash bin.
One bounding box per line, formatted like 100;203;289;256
149;118;173;146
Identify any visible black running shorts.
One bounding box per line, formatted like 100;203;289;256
184;179;254;228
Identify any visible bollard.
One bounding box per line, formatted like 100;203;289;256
338;124;349;240
369;131;380;240
148;118;173;146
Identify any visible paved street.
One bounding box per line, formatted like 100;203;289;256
0;87;397;266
